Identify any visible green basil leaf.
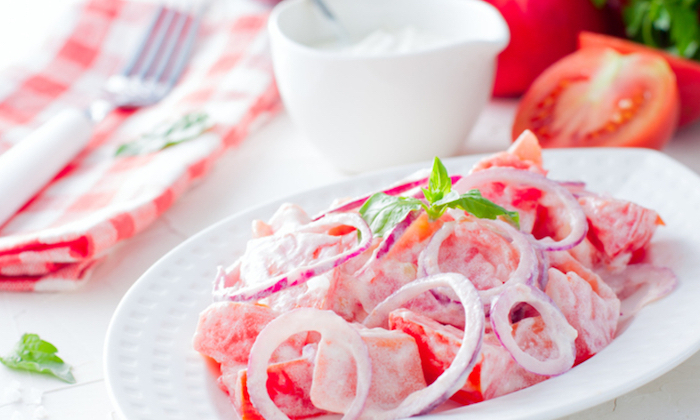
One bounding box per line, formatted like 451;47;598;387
359;193;424;237
423;157;452;204
654;4;672;30
624;1;648;37
435;189;520;229
0;334;76;383
669;4;700;57
115;112;212;157
622;0;700;61
590;0;608;8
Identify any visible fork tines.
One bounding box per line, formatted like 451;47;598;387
121;3;203;90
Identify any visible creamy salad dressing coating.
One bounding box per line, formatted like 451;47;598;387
315;26;447;55
193;131;677;420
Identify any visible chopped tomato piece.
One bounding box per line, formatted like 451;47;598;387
310;326;426;414
578;194;660;270
388;308;482;404
545;263;620;365
471;130;546;175
193;302;307;365
389;308;548;403
231;357;325;420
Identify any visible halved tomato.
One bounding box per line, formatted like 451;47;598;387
579;31;700;127
512;47;679;149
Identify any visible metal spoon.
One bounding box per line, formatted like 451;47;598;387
311;0;351;44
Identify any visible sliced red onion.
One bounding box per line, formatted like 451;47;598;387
490;283;577;376
356;211;420;278
453;167;588;251
247;308;371;420
416;221;456;279
416;218;538;310
599;264;677;321
363;273;484;418
213;213;372;302
536;248;550;290
558;180;586;191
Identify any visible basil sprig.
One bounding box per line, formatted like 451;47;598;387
593;0;700;60
116;112;212;157
359;157;519;237
0;333;76;383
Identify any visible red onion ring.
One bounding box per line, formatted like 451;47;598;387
490;283;577;376
247;308;372;420
417;218;538;310
356;211;420;278
536;248;550;290
213;213;372;302
453;167;588;251
600;264;677;321
363;273;484;418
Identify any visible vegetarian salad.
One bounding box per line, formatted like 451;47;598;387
193;131;676;420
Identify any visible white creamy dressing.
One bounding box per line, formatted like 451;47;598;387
315;26;447;55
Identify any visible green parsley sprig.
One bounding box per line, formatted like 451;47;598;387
594;0;700;60
116;111;212;157
359;157;519;237
0;333;76;383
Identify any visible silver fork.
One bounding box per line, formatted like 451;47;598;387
0;4;203;227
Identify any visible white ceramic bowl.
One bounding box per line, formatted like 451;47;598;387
268;0;509;172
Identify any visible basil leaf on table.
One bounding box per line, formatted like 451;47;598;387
116;112;212;157
0;333;76;383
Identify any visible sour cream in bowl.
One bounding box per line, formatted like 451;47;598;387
268;0;509;172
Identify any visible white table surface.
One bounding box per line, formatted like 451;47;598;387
3;1;700;419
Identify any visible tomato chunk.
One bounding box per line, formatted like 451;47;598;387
545;262;620;365
231;358;326;420
578;194;660;270
471;130;546;175
309;326;426;414
388;308;548;404
193;302;307;365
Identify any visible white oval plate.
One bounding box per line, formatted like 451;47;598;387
105;148;700;420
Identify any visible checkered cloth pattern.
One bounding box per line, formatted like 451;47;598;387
0;0;281;291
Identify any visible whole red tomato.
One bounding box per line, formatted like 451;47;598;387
485;0;610;97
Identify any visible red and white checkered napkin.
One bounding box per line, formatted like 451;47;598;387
0;0;281;291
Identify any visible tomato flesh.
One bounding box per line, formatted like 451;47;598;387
579;31;700;127
513;47;679;149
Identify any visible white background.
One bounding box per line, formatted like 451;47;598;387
2;1;700;419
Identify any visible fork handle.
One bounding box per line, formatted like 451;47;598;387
0;108;93;227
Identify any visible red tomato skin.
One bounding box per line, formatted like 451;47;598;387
579;31;700;127
512;48;679;150
485;0;608;97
